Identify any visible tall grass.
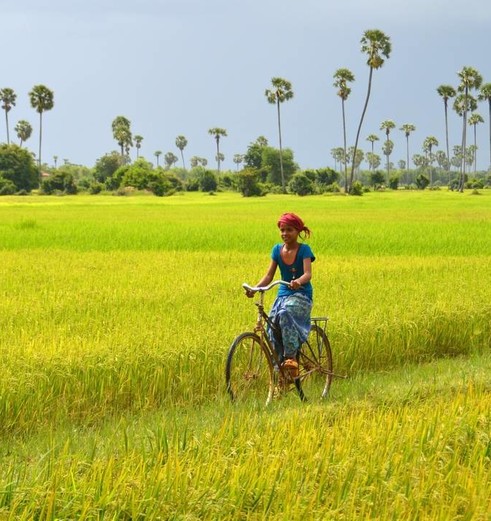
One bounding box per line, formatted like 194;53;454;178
0;191;490;518
1;356;490;519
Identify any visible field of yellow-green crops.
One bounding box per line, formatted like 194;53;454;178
1;190;490;519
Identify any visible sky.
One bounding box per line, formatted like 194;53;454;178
2;0;491;171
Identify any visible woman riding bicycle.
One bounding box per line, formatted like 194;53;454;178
245;212;315;378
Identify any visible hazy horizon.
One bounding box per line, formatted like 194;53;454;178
3;0;491;171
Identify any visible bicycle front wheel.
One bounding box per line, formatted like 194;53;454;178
298;324;333;399
225;332;274;405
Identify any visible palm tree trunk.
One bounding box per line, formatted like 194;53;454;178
350;67;374;193
459;91;468;192
444;106;452;186
5;111;10;144
38;112;43;184
488;99;491;168
180;150;185;169
444;102;450;182
406;136;410;185
341;99;348;193
385;134;390;184
276;99;285;193
473;124;477;174
216;137;220;173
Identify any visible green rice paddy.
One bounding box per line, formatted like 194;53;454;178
0;190;490;519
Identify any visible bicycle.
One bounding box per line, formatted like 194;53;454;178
225;280;334;405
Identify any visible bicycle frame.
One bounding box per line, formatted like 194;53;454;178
226;280;339;404
243;281;304;390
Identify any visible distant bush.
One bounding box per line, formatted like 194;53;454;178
388;174;400;190
416;173;430;190
288;173;315;196
0;143;38;192
237;168;264;197
199;170;218;192
148;176;174;197
324;182;341;193
370;170;386;188
350;180;364;196
41;172;78;195
88;182;104;194
0;176;16;195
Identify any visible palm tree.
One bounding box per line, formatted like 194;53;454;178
53;155;58;168
381;139;393;183
366;152;381;171
175;135;188;169
112;116;132;158
333;68;355;192
215;152;225;166
366;134;379;155
134;135;143;158
14;120;32;147
164;152;178;169
456;66;482;191
331;147;344;172
265;77;294;192
29;84;54;169
435;150;449;172
112;115;131;133
400;124;416;183
154;150;162;167
380;120;396;183
0;88;17;144
208;127;227;173
347;146;364;179
233;154;244;171
350;29;392;193
468;113;484;173
423;136;439;185
436;85;456;173
478;83;491;167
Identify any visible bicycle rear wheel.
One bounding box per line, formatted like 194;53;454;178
297;323;333;399
225;332;274;405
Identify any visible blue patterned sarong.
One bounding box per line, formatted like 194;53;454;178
267;293;312;362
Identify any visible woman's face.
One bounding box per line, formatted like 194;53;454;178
279;224;299;246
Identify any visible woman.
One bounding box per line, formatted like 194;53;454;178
246;212;315;377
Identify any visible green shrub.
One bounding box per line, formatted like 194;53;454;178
41;172;78;195
88;182;104;194
325;182;341;193
199;170;218;192
237;168;263;197
350;180;364;196
0;176;16;195
0;143;38;192
416;173;430;190
388;174;400;190
288;173;315;196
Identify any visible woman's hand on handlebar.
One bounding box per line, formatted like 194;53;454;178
289;278;302;290
245;287;256;298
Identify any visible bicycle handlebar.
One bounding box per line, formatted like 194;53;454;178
242;280;290;293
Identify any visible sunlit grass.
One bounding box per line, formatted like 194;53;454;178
1;354;490;519
0;190;490;518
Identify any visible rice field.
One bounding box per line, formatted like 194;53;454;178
1;190;490;519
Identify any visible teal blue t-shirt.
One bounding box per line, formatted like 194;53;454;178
271;243;315;299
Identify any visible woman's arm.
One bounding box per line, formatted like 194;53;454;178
290;257;312;290
256;260;278;287
245;260;278;297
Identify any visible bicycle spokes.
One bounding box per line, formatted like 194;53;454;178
225;332;274;405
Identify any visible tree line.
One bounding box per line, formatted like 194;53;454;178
1;29;491;197
332;38;490;193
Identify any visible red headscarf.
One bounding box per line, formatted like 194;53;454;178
277;212;311;237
